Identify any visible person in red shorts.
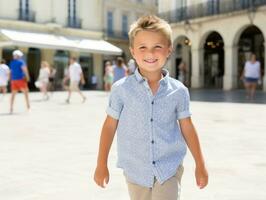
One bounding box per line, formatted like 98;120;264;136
9;50;30;114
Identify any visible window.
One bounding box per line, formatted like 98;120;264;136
176;0;186;8
122;15;128;38
19;0;35;21
207;0;220;15
20;0;29;12
68;0;76;20
107;11;114;35
176;0;187;20
68;0;81;28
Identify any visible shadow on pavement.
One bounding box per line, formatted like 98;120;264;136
189;89;266;104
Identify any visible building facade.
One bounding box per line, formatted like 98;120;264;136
159;0;266;91
102;0;158;61
0;0;122;90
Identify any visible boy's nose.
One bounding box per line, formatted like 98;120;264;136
146;48;156;56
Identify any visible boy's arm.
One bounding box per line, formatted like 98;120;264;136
80;72;85;85
94;115;118;188
22;66;30;82
7;68;11;81
179;117;208;189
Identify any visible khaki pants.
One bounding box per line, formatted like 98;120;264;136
126;165;184;200
70;81;80;91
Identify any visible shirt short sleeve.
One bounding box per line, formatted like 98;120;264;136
106;84;124;120
176;87;192;120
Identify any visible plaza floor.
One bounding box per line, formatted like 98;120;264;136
0;90;266;200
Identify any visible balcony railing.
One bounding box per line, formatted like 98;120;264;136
104;29;129;40
67;17;82;28
160;0;266;23
18;9;35;22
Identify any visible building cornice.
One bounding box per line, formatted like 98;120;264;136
0;19;103;39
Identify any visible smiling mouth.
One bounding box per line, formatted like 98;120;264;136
144;59;158;63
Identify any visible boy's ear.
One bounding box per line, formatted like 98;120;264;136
129;47;135;58
167;46;173;58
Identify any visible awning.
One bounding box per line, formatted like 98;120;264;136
0;29;122;55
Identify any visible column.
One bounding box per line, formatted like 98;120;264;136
19;47;29;58
0;48;2;61
191;48;204;88
70;51;79;59
223;45;238;90
93;53;103;89
41;49;55;65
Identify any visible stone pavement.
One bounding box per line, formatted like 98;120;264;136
0;90;266;200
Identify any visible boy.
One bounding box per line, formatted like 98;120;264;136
94;15;208;200
9;50;30;114
65;57;86;103
0;59;10;98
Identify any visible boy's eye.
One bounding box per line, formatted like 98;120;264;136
155;45;162;49
139;46;146;50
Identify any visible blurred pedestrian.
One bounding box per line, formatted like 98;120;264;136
241;53;261;100
103;61;113;91
127;59;136;75
65;57;86;103
62;65;70;91
0;59;10;99
91;73;98;90
48;64;57;94
9;50;30;114
113;57;128;83
35;61;50;100
178;61;187;85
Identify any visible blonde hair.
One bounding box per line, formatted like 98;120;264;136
128;15;172;47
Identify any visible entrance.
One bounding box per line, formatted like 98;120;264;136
79;56;93;89
204;32;224;88
174;37;192;87
237;25;265;89
54;50;69;90
27;48;41;90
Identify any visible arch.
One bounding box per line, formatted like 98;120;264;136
235;25;265;89
203;31;225;88
173;35;192;86
199;30;225;49
233;24;265;46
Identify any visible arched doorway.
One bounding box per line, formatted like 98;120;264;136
204;31;224;88
27;48;41;90
174;36;192;87
237;25;265;89
79;54;93;89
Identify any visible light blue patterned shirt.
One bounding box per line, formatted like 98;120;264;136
106;68;191;188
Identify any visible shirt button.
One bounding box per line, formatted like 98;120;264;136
151;101;154;105
152;161;156;165
150;118;153;122
151;140;154;144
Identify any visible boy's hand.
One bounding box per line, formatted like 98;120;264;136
94;165;109;188
195;165;208;189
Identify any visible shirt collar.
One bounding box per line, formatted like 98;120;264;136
134;68;169;85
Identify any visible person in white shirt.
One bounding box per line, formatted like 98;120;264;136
66;57;86;103
241;53;261;100
0;59;10;98
35;61;50;100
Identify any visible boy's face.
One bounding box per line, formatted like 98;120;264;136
130;30;172;73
